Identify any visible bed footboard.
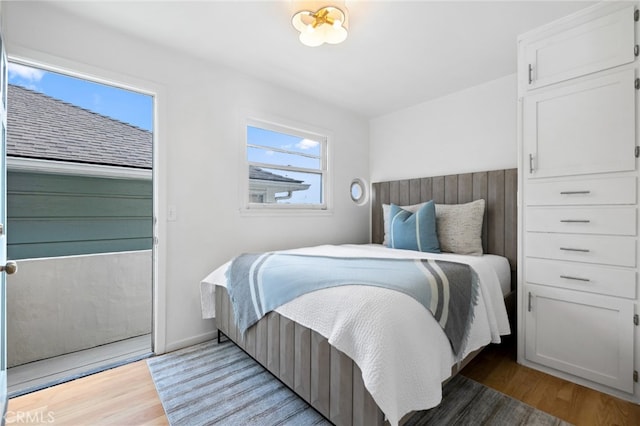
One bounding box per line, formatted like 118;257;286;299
215;286;385;426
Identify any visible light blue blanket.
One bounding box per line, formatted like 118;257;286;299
225;253;478;355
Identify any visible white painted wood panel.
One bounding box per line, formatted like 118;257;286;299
525;233;636;267
526;206;636;236
524;69;635;178
518;1;639;404
525;258;636;299
525;176;636;206
525;284;634;393
523;5;635;90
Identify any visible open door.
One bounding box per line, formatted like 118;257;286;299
0;20;14;422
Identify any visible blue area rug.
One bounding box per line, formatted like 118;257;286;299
148;339;571;425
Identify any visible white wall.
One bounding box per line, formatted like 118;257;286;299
7;251;151;367
3;2;370;352
369;74;517;182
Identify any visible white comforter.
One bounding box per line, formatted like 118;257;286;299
201;244;510;426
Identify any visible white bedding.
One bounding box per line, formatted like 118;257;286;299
200;244;511;425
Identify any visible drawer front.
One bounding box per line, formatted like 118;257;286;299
526;206;636;236
525;258;636;299
525;232;636;267
526;176;636;206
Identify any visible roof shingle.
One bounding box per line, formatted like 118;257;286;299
7;84;152;169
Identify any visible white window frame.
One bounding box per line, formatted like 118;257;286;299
242;116;331;214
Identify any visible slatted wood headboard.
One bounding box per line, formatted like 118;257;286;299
371;169;518;288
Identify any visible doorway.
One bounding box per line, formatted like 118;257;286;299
5;62;155;396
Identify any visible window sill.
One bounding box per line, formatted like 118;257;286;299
239;206;334;217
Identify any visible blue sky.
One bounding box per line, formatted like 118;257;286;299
8;63;153;132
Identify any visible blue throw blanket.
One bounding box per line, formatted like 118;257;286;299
225;253;478;356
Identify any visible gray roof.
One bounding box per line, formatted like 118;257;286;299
7;84;152;169
249;166;304;183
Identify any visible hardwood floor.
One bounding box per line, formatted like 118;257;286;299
9;335;151;397
461;336;640;426
7;360;167;425
7;337;640;425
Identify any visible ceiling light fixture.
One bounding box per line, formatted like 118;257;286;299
292;1;348;47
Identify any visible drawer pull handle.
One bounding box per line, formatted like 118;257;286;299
528;292;532;312
560;219;590;223
560;275;591;282
560;247;590;253
560;190;591;195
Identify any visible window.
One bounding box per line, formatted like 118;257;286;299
245;119;328;210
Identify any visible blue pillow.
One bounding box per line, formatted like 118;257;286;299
389;201;440;253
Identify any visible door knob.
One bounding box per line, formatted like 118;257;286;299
1;261;17;275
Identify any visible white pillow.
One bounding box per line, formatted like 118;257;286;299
435;199;485;255
382;199;485;255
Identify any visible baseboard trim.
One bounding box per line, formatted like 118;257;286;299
162;330;217;354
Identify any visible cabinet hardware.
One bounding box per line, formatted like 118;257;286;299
560;219;590;223
560;247;590;253
635;9;639;21
560;275;590;282
560;190;590;195
636;146;639;158
636;45;640;57
635;371;638;383
636;78;640;90
635;314;639;326
528;292;532;312
528;64;533;84
529;153;534;173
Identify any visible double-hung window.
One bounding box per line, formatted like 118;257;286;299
245;119;328;210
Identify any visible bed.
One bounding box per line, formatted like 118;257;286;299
201;168;517;426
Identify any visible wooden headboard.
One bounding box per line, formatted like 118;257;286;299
371;169;518;287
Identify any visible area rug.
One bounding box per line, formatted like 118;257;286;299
148;340;570;426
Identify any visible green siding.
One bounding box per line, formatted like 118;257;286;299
7;171;152;260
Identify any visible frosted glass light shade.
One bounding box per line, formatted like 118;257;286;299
292;4;348;47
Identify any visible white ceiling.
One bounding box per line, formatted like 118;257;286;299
50;0;595;118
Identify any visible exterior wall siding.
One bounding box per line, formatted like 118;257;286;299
7;171;152;260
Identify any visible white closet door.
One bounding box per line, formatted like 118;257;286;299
524;68;635;179
525;285;634;393
524;5;635;90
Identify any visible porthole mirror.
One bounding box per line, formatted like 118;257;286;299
350;178;367;205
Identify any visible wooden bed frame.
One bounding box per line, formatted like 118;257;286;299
215;168;518;426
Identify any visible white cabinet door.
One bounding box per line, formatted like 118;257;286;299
524;69;635;179
523;5;635;90
525;284;634;393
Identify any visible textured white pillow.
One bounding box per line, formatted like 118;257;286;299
435;199;485;255
382;199;485;255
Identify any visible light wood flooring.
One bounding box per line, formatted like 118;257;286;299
8;336;640;425
9;334;151;397
7;360;167;425
461;336;640;426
